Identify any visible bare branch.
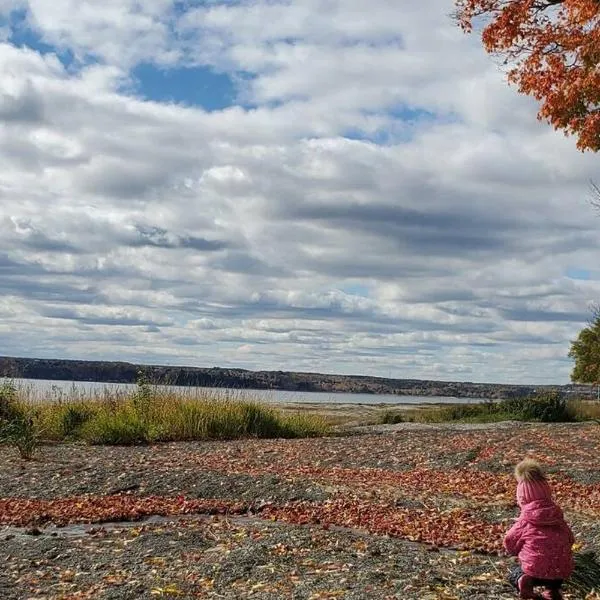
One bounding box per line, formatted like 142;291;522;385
590;179;600;213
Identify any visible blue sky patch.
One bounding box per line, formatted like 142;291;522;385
343;128;390;145
387;105;437;122
340;284;370;298
131;63;237;111
566;268;591;281
5;9;76;69
343;106;456;144
3;7;238;111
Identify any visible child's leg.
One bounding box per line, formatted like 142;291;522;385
540;580;563;600
507;566;540;599
508;566;524;590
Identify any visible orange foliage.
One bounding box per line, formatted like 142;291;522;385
455;0;600;151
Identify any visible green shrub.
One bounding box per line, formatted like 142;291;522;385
0;408;42;460
500;391;572;423
0;383;42;459
407;392;575;424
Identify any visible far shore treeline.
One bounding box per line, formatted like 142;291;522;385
0;356;596;400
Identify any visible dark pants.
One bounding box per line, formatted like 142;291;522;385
508;565;563;591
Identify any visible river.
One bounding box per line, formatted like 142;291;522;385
5;378;486;405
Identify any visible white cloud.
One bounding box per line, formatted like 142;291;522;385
0;1;599;385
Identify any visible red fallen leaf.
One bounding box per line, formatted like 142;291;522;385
0;493;507;553
260;499;506;554
2;424;597;558
0;496;249;527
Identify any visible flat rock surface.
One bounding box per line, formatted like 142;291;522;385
1;421;599;599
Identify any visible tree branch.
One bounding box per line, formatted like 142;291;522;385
591;180;600;213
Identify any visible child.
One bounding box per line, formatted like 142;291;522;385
504;459;574;600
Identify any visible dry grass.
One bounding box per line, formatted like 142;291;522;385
568;399;600;421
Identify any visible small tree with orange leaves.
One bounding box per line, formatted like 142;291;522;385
455;0;600;152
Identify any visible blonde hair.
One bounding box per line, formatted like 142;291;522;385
514;458;546;482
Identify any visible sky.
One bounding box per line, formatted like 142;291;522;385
1;1;599;385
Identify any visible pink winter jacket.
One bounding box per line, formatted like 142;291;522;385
504;499;574;580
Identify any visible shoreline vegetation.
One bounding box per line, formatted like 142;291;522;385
1;355;597;399
1;375;599;459
0;379;330;458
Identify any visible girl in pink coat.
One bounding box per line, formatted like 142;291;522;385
504;459;574;600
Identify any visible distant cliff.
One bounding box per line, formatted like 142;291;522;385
0;355;595;399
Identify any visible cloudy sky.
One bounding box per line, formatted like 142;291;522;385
1;0;599;385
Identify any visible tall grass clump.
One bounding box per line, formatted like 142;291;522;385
81;395;329;445
1;412;42;460
81;406;154;445
149;394;329;442
158;399;282;441
277;411;330;438
19;378;330;446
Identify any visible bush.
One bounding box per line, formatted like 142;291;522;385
500;391;572;423
404;392;574;424
0;382;42;459
0;408;42;460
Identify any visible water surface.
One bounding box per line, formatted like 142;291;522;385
7;378;485;405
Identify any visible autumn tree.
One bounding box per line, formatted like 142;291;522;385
455;0;600;151
569;308;600;383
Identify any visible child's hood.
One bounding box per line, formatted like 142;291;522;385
521;500;564;526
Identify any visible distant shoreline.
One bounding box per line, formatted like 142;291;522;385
0;355;596;400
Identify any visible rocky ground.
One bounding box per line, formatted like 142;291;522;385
1;420;599;599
